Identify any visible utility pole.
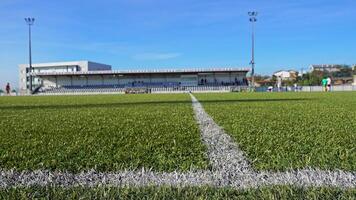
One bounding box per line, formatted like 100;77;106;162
248;11;258;88
25;17;35;93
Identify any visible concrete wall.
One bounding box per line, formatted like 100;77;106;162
103;76;119;85
149;74;167;83
206;73;230;84
42;77;57;88
56;76;72;87
197;72;245;85
72;76;87;86
87;75;104;85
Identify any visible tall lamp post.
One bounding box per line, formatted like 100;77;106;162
25;17;35;93
248;11;257;88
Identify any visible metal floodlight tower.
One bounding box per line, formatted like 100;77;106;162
248;11;257;88
25;17;35;93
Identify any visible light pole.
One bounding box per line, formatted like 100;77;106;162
248;11;257;88
25;17;35;93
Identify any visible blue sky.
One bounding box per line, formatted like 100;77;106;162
1;0;356;88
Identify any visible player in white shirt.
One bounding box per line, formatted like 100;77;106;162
326;77;332;92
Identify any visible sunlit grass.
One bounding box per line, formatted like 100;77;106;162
196;92;356;171
0;94;208;172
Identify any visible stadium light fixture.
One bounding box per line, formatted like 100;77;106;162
25;17;35;93
248;11;257;88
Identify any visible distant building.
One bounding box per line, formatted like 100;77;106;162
353;75;356;86
310;64;346;73
273;70;298;81
19;61;111;93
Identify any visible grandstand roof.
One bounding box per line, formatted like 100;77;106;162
33;67;250;76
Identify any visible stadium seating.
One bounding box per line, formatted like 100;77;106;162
38;85;126;94
36;82;249;95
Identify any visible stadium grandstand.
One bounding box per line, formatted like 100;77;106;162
19;61;250;95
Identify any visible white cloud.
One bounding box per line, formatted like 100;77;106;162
132;53;181;60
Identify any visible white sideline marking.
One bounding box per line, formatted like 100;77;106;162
189;94;355;188
0;94;355;188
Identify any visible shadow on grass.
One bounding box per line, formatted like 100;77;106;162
0;98;314;111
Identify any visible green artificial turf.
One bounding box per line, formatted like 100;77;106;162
1;186;355;200
0;94;208;172
195;92;356;171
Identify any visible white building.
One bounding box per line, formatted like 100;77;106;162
19;61;111;93
273;70;298;81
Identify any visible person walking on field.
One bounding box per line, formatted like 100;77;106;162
321;78;328;92
5;83;10;95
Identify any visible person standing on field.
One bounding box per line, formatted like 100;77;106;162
321;78;328;92
294;83;298;92
327;76;332;92
5;83;10;95
277;76;282;92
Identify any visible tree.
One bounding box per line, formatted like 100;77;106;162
297;70;325;86
254;74;271;82
254;74;274;87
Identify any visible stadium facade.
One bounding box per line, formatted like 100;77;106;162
19;61;111;92
19;61;250;94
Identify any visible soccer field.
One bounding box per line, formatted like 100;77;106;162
0;92;355;198
195;92;356;171
0;94;208;172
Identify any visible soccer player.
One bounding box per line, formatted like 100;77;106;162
5;83;10;95
327;77;332;92
321;78;328;92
